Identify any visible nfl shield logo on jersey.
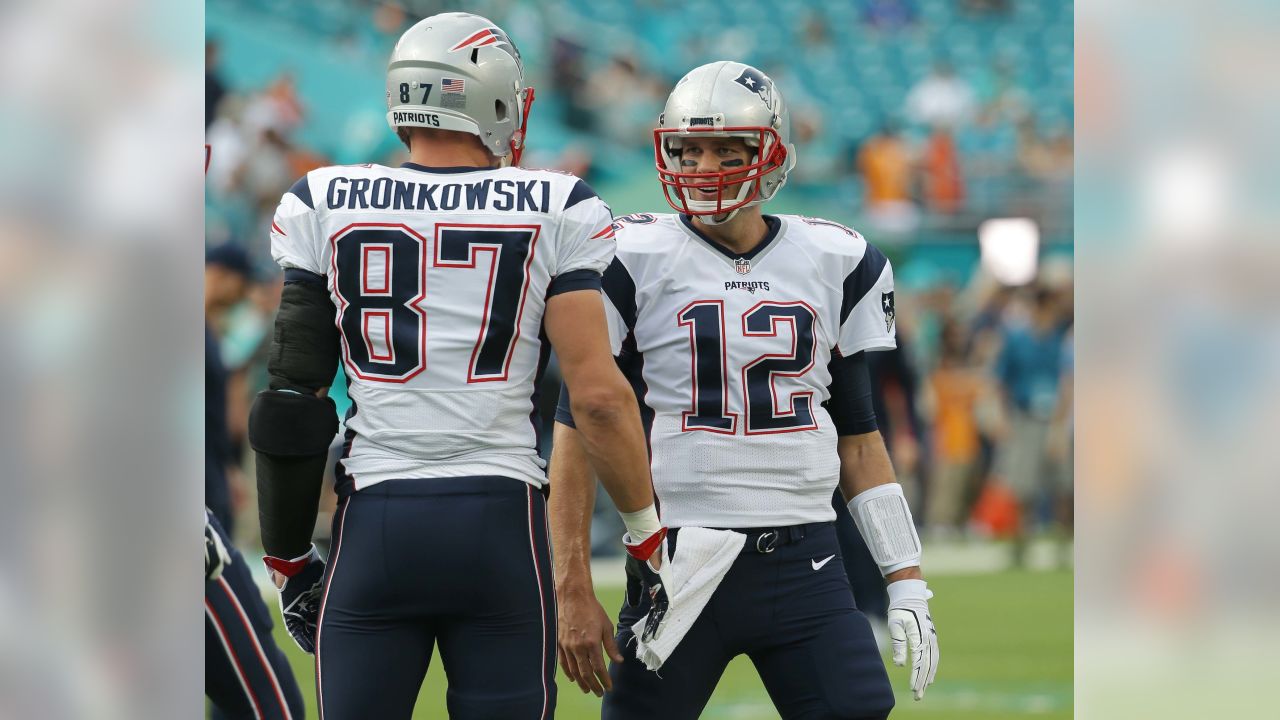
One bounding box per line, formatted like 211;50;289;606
735;258;752;275
882;291;896;332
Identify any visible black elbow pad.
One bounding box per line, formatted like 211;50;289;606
249;390;338;457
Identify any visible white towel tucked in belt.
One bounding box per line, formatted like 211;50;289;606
632;527;746;671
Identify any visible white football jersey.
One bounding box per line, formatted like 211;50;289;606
269;162;615;492
600;213;896;528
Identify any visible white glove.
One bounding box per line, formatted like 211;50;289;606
887;579;939;700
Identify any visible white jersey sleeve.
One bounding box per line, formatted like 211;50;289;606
269;175;324;275
553;179;616;278
836;241;898;356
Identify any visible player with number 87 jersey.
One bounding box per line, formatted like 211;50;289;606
271;152;611;489
250;12;668;720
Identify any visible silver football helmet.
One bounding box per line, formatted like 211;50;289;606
655;61;797;224
386;12;534;165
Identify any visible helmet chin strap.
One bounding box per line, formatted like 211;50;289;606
696;207;745;225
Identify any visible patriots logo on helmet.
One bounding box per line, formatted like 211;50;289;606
733;68;773;106
450;26;523;74
882;291;896;332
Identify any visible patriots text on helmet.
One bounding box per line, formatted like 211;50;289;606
392;111;442;126
325;176;551;212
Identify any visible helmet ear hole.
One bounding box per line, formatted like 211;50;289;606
471;48;480;64
495;99;508;121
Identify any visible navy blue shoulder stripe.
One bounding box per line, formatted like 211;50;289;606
546;268;602;297
840;244;888;325
601;257;637;330
287;175;314;210
563;179;599;211
284;267;326;286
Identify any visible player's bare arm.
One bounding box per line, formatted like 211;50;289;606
544;289;656;518
547;421;623;697
546;288;670;569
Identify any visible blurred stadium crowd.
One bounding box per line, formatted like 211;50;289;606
205;0;1074;563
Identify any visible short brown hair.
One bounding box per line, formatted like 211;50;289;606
398;126;492;156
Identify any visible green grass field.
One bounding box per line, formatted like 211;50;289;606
266;568;1071;719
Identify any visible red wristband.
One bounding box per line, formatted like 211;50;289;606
263;548;315;578
624;527;668;561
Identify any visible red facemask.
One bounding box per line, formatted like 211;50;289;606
653;126;787;216
509;86;535;167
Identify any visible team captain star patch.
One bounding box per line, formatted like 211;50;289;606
735;257;752;275
882;290;896;332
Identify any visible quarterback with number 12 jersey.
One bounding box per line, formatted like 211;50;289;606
601;212;896;528
269;162;614;492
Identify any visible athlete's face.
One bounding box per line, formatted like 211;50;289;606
678;136;755;202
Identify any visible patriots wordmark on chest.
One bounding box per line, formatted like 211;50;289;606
734;258;752;275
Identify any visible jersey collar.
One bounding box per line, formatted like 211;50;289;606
400;162;493;174
678;214;783;262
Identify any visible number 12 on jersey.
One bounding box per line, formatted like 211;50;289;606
678;300;818;435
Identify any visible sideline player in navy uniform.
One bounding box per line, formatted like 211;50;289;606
204;240;304;720
249;13;669;720
205;509;305;720
551;62;939;719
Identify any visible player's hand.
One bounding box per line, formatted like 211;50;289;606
263;546;326;654
556;583;623;697
204;513;231;581
887;579;939;700
623;529;671;643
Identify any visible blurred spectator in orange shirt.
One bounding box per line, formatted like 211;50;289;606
923;317;987;534
857;122;920;233
858;122;912;204
921;126;965;213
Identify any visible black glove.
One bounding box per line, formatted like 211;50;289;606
623;529;670;642
264;546;326;654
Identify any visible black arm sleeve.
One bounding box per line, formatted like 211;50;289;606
267;269;341;392
255;269;341;558
824;351;879;436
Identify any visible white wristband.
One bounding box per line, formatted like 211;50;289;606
887;578;933;604
619;504;662;543
847;483;922;576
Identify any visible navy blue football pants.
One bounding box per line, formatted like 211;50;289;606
604;523;895;720
205;513;305;720
316;476;557;720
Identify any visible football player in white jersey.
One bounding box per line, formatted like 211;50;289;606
247;13;669;719
550;62;939;718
